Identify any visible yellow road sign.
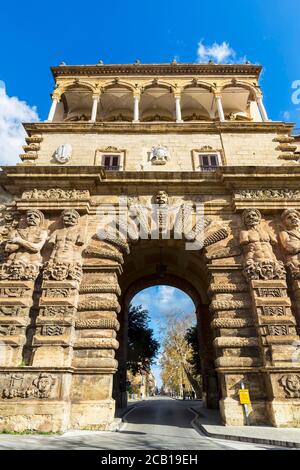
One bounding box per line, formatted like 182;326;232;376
239;389;251;405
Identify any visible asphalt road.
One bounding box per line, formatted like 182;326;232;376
0;397;283;450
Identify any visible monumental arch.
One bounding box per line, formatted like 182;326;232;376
0;62;300;432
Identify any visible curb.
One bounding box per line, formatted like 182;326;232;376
192;414;300;449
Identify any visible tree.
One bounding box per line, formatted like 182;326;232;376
127;304;159;375
159;314;202;398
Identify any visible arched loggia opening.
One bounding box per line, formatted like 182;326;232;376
112;240;220;412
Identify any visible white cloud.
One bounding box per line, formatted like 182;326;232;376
133;286;195;317
283;111;291;121
0;81;39;165
197;41;236;63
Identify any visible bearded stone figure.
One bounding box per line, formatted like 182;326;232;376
279;209;300;279
240;208;285;281
44;209;85;282
0;209;47;280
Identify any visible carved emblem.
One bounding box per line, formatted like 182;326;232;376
279;374;300;398
150;146;169;165
54;144;72;164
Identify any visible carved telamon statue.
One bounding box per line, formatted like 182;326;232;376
44;209;85;282
0;209;47;280
279;209;300;279
240;208;285;281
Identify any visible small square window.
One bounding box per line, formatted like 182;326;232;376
199;153;220;172
102;154;121;170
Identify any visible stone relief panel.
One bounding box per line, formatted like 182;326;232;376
1;373;57;399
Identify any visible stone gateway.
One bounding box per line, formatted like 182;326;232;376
0;61;300;432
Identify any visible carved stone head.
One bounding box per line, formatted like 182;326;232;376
26;209;44;227
155;191;168;207
61;209;80;227
242;209;261;228
281;209;300;230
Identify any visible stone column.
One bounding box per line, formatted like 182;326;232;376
204;221;264;425
215;94;225;122
70;235;128;430
90;94;100;122
174;93;183;123
256;96;269;122
241;208;300;427
133;93;140;122
0;209;47;366
31;209;85;367
47;96;59;122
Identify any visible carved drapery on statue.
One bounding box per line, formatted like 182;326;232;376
240;209;285;281
43;209;85;282
0;209;47;280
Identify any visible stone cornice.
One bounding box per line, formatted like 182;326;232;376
23;121;294;135
2;166;300;196
51;63;262;78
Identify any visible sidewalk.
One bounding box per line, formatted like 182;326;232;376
191;402;300;449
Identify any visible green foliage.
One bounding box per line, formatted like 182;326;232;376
185;326;202;375
127;304;159;375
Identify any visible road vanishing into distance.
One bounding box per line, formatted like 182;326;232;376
0;397;285;450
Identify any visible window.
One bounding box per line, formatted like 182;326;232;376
102;154;121;170
199;153;219;172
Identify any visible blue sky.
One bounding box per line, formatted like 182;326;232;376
0;0;300;164
132;286;195;387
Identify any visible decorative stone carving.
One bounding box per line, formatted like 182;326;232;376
240;209;285;281
41;306;74;316
211;318;254;329
54;144;72;164
261;305;285;316
44;209;85;282
150;146;169;165
0;306;26;316
0;209;47;280
0;287;27;297
236;189;300;200
279;374;300;398
257;288;284;297
204;228;229;247
2;373;56;399
42;325;64;336
75;318;120;330
279;209;300;280
210;299;251;311
209;283;248;294
22;189;89;200
0;325;17;335
45;288;71;298
78;297;120;312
